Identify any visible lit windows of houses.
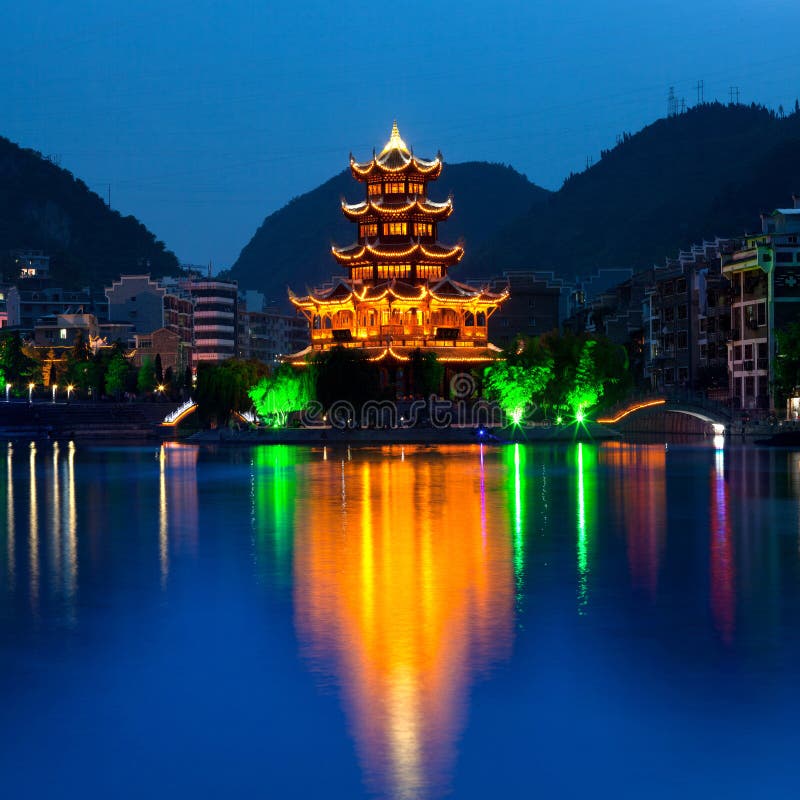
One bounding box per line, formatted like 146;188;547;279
384;222;407;236
413;222;433;237
385;182;405;194
408;180;423;195
360;223;378;238
351;266;374;280
368;183;381;196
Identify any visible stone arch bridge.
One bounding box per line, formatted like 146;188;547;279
597;393;733;432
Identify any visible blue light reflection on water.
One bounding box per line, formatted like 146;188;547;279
1;440;800;798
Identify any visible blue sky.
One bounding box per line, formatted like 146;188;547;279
2;0;799;267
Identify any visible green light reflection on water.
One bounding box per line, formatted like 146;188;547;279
252;444;298;587
576;442;597;615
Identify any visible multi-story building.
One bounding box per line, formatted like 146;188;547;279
184;276;238;363
646;239;735;392
286;122;507;391
106;274;193;361
723;200;800;411
33;312;100;348
6;284;108;331
11;249;50;279
237;290;310;364
485;271;570;350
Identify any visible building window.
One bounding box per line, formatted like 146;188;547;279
756;301;766;326
699;318;707;333
663;281;674;296
59;328;67;340
734;345;742;362
678;304;687;320
664;368;675;384
676;278;687;293
385;182;405;194
351;266;373;280
416;265;441;279
368;183;381;196
360;223;378;238
678;331;688;350
664;307;674;323
700;344;707;359
384;222;407;236
744;343;753;360
413;222;433;237
745;376;755;397
377;264;411;279
678;367;689;383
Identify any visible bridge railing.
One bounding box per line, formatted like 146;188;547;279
599;389;734;423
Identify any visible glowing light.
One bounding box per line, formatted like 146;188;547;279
511;408;523;426
713;434;725;450
597;399;666;424
576;410;585;423
556;415;563;425
712;423;725;436
162;399;197;426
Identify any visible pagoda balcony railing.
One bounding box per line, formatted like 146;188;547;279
381;324;425;338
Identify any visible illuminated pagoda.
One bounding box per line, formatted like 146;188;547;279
286;122;508;387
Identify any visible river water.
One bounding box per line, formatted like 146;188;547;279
1;439;799;798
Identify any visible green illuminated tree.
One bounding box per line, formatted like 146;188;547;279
249;365;314;427
195;359;269;427
483;359;552;421
565;340;603;415
105;352;130;398
0;332;41;390
137;357;157;395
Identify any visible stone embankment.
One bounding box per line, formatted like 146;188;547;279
0;401;170;439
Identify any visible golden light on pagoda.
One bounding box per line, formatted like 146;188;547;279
293;447;514;798
285;123;508;371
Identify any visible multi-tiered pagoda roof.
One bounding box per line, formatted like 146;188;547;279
286;123;507;368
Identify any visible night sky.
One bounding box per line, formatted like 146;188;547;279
2;0;798;267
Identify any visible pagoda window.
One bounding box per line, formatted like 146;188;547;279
476;311;487;326
323;316;332;329
417;265;441;279
360;223;378;238
368;183;381;196
377;264;411;279
352;266;373;280
464;311;475;326
385;181;405;194
413;222;433;237
313;315;321;329
384;222;407;236
408;180;423;195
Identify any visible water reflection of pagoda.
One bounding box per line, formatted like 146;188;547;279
286;123;508;383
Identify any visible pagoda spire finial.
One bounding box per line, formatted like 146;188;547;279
380;120;409;155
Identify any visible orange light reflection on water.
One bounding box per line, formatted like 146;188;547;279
601;442;666;598
293;446;513;799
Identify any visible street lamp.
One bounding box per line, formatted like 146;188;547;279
5;383;10;402
66;384;74;401
28;382;35;403
52;384;58;403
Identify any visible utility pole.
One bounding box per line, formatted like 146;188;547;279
668;86;677;117
696;79;704;105
729;86;740;105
